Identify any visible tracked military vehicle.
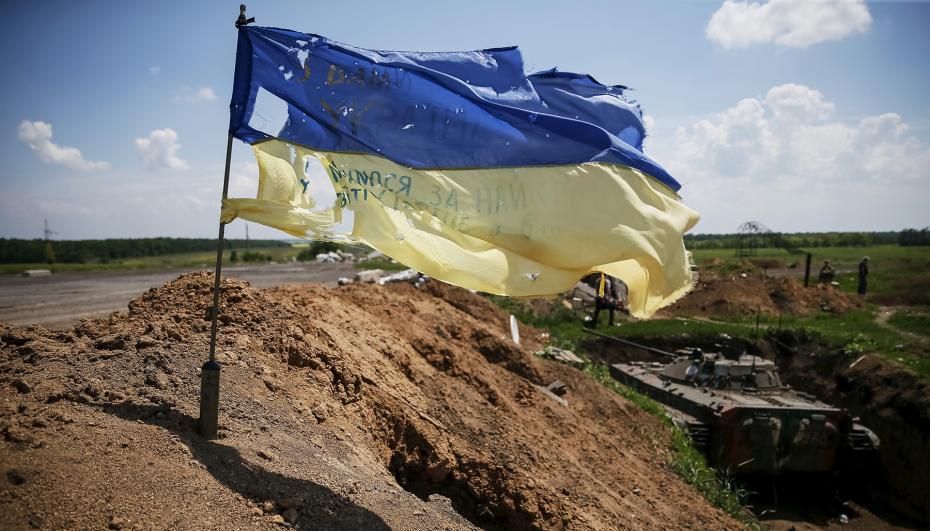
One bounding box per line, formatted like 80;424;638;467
608;348;879;475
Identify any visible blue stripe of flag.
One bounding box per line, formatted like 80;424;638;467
230;26;680;191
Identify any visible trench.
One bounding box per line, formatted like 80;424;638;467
581;331;930;527
767;329;930;524
370;404;541;531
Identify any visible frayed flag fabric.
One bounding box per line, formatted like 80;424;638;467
221;26;699;318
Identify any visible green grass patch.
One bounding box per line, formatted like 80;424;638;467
616;317;756;339
353;256;408;272
619;309;930;379
719;309;930;379
888;310;930;338
0;246;304;275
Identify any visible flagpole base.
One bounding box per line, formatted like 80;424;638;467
198;360;221;439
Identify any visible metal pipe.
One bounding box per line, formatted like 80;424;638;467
207;132;234;363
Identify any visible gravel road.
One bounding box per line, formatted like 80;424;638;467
0;262;356;329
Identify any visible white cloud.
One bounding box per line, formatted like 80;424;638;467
149;66;160;75
706;0;872;48
648;84;930;232
195;87;217;102
135;128;188;170
17;120;110;171
174;86;217;103
764;83;836;121
642;114;656;150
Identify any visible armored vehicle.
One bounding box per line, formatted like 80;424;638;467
609;350;879;475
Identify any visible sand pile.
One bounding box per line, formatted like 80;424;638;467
0;273;738;530
663;272;860;318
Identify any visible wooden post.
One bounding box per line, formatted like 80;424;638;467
803;252;812;287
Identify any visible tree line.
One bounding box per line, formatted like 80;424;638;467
0;238;289;264
684;229;929;250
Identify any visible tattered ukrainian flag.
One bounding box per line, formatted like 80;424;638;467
222;26;699;318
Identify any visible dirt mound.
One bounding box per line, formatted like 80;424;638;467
0;273;739;530
748;258;785;270
663;272;860;318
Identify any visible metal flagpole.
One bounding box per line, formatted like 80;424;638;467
198;5;254;439
198;132;233;439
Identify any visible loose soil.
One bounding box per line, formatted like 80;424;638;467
661;272;860;318
0;273;740;530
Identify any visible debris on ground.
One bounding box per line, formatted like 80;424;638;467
375;269;426;287
21;270;52;278
354;268;386;283
535;346;585;366
534;380;570;407
315;250;355;263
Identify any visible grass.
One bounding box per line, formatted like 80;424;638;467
0;246;305;275
353;256;408;272
587;308;930;379
492;296;758;526
709;308;930;378
887;310;930;338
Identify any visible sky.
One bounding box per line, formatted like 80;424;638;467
1;0;929;239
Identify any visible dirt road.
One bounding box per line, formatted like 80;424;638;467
0;262;355;329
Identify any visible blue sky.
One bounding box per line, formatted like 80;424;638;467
1;0;929;239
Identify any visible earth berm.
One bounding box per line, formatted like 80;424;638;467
0;273;740;530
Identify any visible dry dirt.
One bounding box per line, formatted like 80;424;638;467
0;273;740;530
661;272;860;318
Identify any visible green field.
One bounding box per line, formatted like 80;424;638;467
0;245;304;275
889;310;930;337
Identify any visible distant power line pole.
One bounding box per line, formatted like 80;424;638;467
43;219;57;241
43;219;57;264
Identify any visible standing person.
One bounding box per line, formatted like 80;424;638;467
818;260;835;283
614;278;630;315
858;256;869;295
588;272;621;328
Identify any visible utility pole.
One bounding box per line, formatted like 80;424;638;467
43;219;57;264
43;219;55;241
